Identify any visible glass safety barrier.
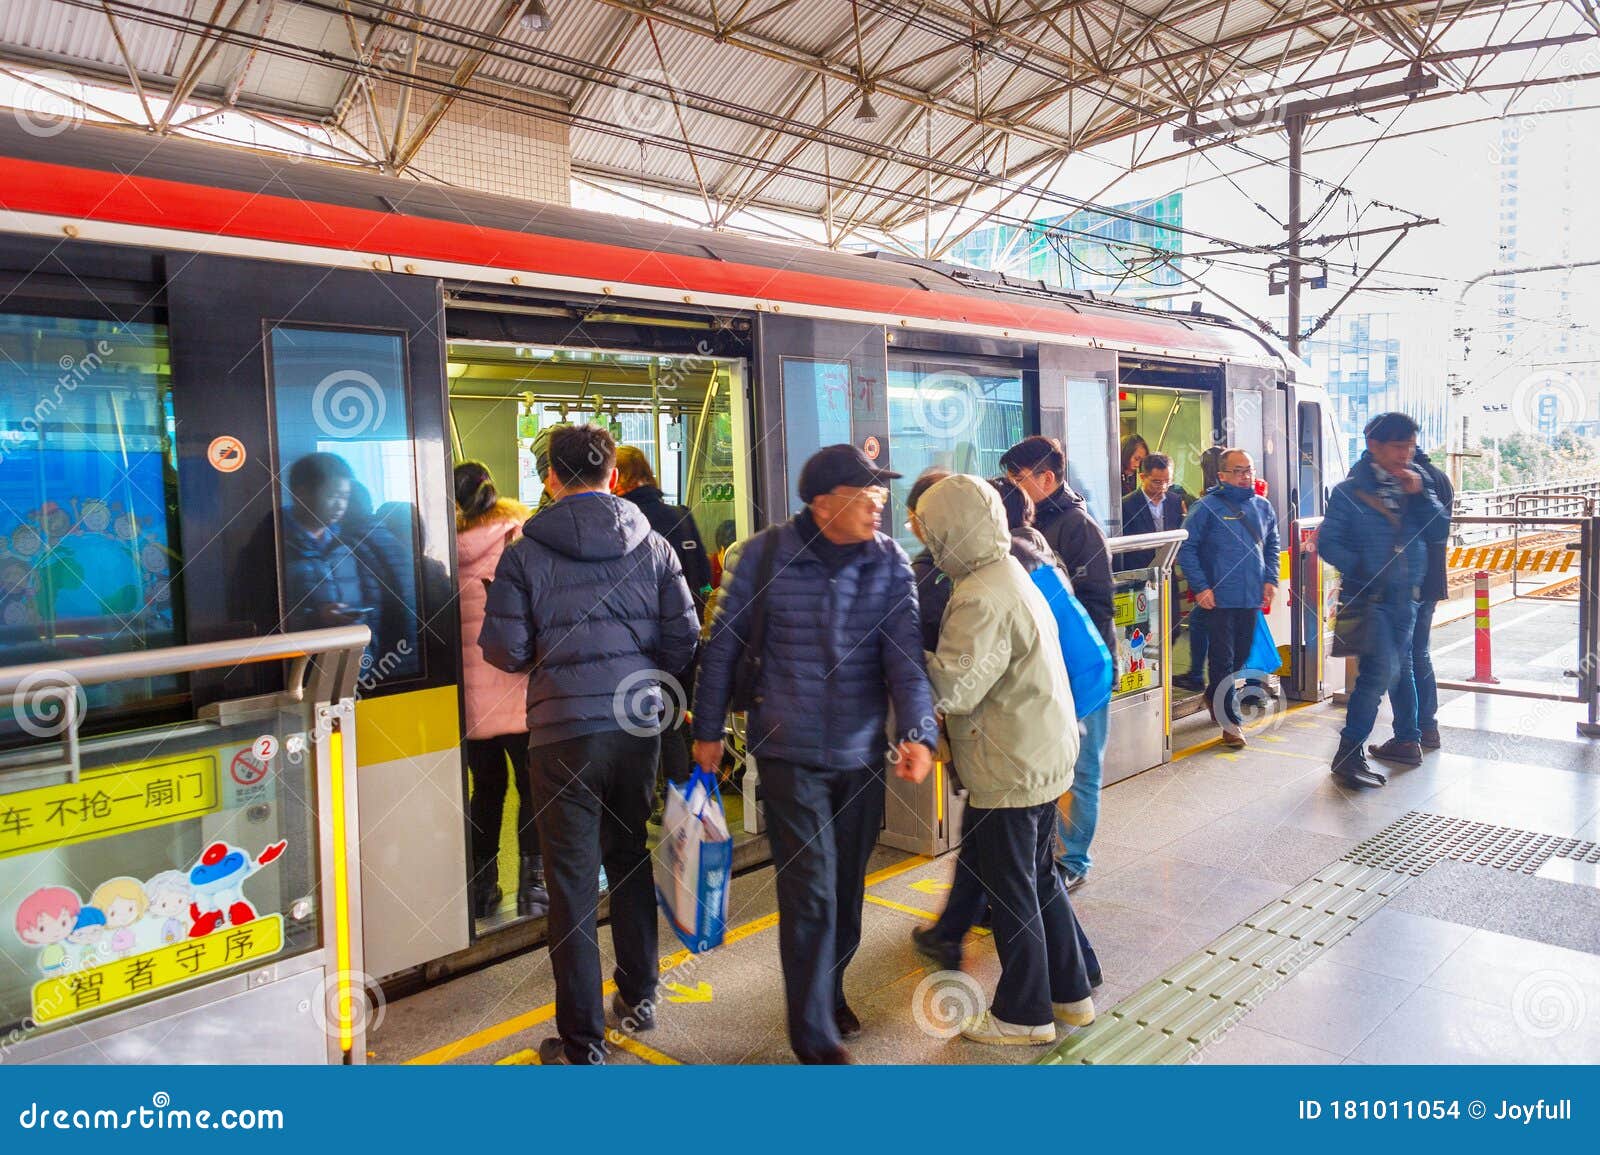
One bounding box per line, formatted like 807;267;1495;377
0;626;369;1065
1107;529;1188;786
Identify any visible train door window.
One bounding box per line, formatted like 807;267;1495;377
1230;388;1265;468
1065;377;1114;530
1117;386;1209;509
780;357;856;512
0;314;183;728
265;326;421;687
1297;401;1323;517
885;357;1025;552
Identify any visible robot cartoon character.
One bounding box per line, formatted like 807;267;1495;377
186;839;288;938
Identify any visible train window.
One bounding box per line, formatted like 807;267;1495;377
1297;401;1323;516
1065;377;1114;530
265;327;421;686
780;357;855;514
886;358;1025;552
0;314;182;680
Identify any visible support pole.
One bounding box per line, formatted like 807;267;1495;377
1469;570;1500;684
1286;113;1304;357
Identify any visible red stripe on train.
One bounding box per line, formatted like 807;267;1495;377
0;153;1248;357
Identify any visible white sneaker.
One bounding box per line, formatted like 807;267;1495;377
1053;997;1095;1027
958;1010;1056;1046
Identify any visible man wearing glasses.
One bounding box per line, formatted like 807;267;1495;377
1176;449;1280;749
693;444;934;1064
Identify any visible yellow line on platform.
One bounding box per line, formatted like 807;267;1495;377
1170;700;1317;762
408;855;934;1065
865;893;991;936
609;1033;682;1065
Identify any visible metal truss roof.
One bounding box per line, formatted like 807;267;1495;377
3;0;1597;244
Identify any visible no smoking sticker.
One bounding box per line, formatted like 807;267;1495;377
207;435;247;473
862;435;881;460
230;743;273;787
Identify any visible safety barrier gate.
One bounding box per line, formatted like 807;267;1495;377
1105;529;1188;786
0;626;370;1064
1436;514;1600;738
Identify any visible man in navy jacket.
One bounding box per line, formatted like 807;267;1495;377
693;444;934;1063
480;424;699;1064
1176;449;1280;749
1318;413;1449;787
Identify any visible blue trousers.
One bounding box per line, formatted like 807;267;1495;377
1402;599;1439;734
1055;704;1108;877
1342;599;1420;746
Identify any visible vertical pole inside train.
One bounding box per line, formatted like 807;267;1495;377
1286;113;1305;358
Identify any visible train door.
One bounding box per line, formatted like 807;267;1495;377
164;255;462;982
1224;362;1290;679
1285;387;1337;702
444;336;754;934
1115;366;1219;716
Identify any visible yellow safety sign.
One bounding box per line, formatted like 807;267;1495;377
31;914;284;1025
907;879;952;895
0;754;220;859
1447;546;1576;573
1118;669;1152;693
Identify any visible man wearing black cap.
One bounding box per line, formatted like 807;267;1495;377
692;444;935;1064
1318;412;1449;787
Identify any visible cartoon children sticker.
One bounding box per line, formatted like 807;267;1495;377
66;905;110;971
141;870;192;947
186;839;288;937
90;877;149;957
14;886;81;974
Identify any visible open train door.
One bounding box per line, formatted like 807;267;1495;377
1222;362;1294;682
1283;383;1337;702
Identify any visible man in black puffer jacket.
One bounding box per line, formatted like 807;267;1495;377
692;444;935;1064
480;424;699;1065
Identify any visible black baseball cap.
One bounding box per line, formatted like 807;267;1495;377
797;443;902;504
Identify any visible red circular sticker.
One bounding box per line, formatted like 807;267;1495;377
230;747;271;787
207;435;247;473
862;435;881;461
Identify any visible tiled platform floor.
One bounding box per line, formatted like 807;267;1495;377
374;689;1599;1066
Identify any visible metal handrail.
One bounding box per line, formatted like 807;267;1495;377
0;625;371;696
1108;528;1189;556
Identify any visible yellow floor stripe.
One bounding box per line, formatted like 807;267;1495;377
409;857;932;1065
865;893;991;936
1169;699;1316;762
608;1033;682;1065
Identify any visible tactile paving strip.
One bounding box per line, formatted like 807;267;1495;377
1040;811;1600;1066
1343;810;1600;876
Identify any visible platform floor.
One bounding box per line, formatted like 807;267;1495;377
375;688;1599;1066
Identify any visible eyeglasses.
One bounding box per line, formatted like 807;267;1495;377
1224;465;1256;477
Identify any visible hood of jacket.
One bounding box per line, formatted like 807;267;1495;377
917;474;1010;578
522;491;651;561
621;484;665;508
1205;481;1258;506
456;505;526;581
1009;526;1055;572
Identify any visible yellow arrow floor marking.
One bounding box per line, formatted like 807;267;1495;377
663;980;713;1004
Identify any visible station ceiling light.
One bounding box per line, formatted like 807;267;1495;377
520;0;553;34
854;89;880;123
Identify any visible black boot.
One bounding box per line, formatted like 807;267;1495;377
517;854;550;919
470;861;501;920
1332;739;1387;788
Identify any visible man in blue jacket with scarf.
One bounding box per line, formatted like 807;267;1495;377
1176;448;1279;749
1318;412;1449;787
693;444;934;1064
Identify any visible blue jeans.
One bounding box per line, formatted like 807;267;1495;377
1342;599;1420;747
1055;703;1108;877
1404;599;1439;734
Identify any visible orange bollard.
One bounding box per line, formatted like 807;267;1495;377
1468;570;1500;684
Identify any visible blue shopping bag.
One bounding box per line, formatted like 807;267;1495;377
654;765;733;952
1245;611;1283;675
1030;565;1113;718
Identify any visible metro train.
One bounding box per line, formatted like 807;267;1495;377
0;116;1346;1022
